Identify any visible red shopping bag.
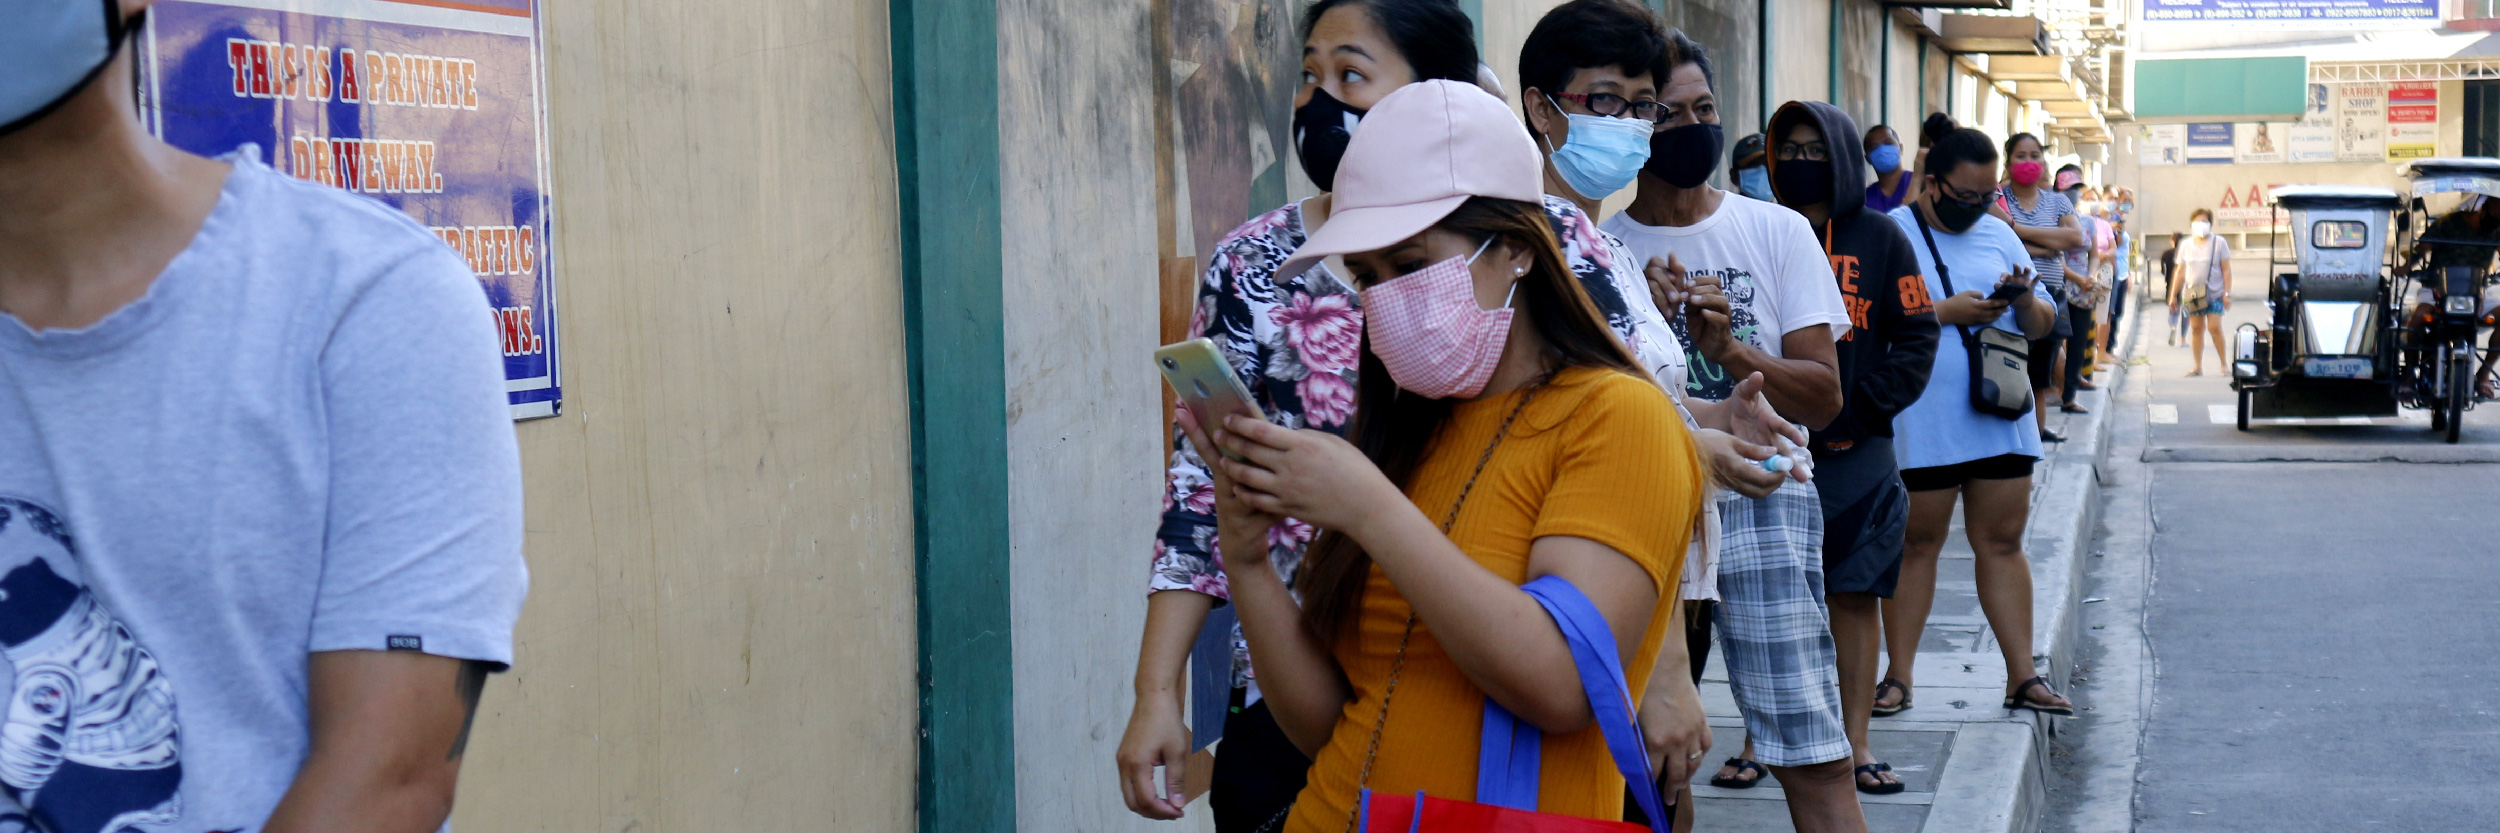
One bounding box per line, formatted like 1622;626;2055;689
1358;789;1651;833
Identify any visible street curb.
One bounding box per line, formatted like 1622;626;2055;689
1917;345;2119;833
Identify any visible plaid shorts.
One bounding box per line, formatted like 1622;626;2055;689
1712;480;1851;767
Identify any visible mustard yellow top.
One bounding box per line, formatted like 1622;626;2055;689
1285;366;1703;832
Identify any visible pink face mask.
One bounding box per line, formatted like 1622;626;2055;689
1361;237;1514;399
2008;160;2044;186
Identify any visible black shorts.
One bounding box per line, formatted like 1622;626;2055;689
2028;337;2061;388
1815;439;1908;598
1209;691;1310;833
1900;453;2036;492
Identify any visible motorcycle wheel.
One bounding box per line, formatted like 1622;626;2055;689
2449;349;2470;444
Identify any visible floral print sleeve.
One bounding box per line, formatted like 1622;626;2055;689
1149;203;1354;602
1542;196;1685;385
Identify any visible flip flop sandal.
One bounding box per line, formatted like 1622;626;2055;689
1871;677;1912;717
1709;758;1767;789
1855;762;1907;795
2005;675;2076;716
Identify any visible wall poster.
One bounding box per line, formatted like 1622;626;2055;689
2288;83;2337;163
2385;80;2438;160
2186;122;2236;164
139;0;562;420
2234;121;2288;163
2141;123;2187;165
2336;83;2387;162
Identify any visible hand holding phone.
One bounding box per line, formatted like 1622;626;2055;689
1988;267;2035;303
1154;339;1268;461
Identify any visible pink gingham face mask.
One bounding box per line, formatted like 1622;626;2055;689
1360;237;1514;399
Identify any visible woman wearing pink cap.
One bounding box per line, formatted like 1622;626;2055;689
1181;79;1705;832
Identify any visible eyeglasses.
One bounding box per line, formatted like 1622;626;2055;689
1774;141;1829;161
1550;92;1669;126
1930;179;1993;206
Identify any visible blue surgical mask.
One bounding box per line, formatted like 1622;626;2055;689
1736;166;1773;201
1868;143;1902;174
1541;96;1653;201
2;0;136;134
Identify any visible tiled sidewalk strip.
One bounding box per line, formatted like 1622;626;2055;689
1685;359;2117;833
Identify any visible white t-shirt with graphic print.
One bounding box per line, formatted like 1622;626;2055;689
1600;190;1852;404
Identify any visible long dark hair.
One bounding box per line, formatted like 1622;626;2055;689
1302;0;1481;85
1295;197;1644;643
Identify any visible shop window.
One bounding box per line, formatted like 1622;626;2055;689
2312;220;2368;249
2466;80;2500;158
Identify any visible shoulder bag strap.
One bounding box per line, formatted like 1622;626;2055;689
1477;575;1672;832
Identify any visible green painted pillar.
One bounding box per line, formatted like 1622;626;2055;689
889;0;1014;829
1829;0;1844;105
1760;0;1774;130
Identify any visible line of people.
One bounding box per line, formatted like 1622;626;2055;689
1118;2;2075;831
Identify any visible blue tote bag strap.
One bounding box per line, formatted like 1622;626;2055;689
1473;575;1673;831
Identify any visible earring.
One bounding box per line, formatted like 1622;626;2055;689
1515;266;1526;276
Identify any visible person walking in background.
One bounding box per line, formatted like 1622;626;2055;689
1182;79;1703;833
1602;34;1870;833
1870;127;2075;724
2168;208;2232;376
1989;134;2083;440
2161;231;2185;346
1861;124;1911;214
1765;100;1940;796
0;1;529;830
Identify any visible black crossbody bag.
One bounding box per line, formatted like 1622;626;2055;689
1912;209;2033;420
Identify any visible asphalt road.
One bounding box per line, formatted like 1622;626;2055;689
2052;281;2500;831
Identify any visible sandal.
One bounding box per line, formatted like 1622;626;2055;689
1709;758;1767;789
1855;762;1906;795
1871;677;1912;717
2004;676;2075;716
2060;401;2091;414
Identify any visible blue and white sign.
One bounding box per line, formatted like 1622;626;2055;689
2142;0;2436;27
2186;123;2236;164
139;0;561;420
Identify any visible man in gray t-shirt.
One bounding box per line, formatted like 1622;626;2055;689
0;3;524;831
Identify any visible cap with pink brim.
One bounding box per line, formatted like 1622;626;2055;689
1276;80;1544;280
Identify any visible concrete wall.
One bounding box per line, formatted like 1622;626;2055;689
455;1;920;830
1772;0;1833;123
1884;16;1924;136
1838;0;1884;128
997;0;1174;829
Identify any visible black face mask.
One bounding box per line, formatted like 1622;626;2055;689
1772;160;1832;208
1644;122;1723;189
1293;87;1365;192
1928;181;1992;233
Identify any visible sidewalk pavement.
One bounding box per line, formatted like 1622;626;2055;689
1684;320;2125;833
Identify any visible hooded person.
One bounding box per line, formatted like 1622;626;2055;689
1764;100;1941;796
